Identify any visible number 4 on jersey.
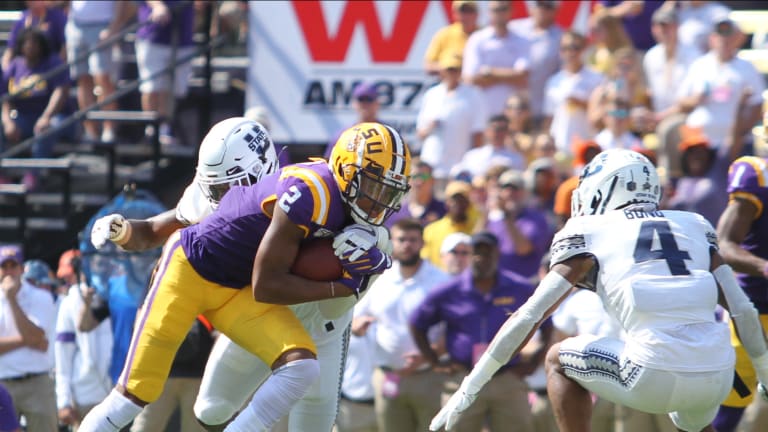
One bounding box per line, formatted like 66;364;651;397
633;220;691;276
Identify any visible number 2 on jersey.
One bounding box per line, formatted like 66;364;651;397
278;185;302;212
633;220;691;275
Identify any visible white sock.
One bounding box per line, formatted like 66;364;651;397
78;390;143;432
224;358;320;432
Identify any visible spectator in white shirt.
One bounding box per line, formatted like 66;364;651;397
676;0;731;54
508;1;563;127
454;114;526;180
352;219;450;432
676;16;765;160
463;0;530;118
543;31;604;156
644;7;701;118
55;281;113;429
644;6;701;179
0;245;57;432
417;53;485;187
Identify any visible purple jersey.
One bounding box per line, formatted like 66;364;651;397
136;1;195;46
410;269;549;370
726;156;768;308
3;54;70;116
181;161;349;288
485;207;553;279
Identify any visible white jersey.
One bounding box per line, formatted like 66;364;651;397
175;183;354;344
549;208;733;372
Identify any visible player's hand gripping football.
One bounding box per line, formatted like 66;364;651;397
333;224;392;275
91;214;130;249
430;377;478;431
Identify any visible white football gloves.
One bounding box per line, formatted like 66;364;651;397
90;214;131;249
333;224;379;261
430;377;478;431
333;224;392;275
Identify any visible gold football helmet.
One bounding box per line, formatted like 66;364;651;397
328;122;411;226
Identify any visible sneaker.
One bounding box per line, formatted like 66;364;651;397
101;128;116;144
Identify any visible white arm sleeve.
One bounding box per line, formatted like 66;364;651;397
464;271;573;393
713;264;768;384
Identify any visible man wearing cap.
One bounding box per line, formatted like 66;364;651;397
422;180;479;270
644;6;701;179
440;232;472;276
463;0;530;118
22;260;58;300
676;14;764;159
424;0;478;75
677;0;732;54
411;231;546;432
352;218;449;432
324;81;383;159
417;52;485;188
0;244;57;431
485;169;553;280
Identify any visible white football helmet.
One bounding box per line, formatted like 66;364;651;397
571;148;661;217
195;117;278;207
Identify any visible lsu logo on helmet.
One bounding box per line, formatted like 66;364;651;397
329;122;411;226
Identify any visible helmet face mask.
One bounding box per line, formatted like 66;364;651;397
347;166;409;225
571;149;661;217
330;122;411;226
195;118;278;208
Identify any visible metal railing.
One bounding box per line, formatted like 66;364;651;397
0;0;218;160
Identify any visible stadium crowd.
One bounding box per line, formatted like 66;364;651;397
2;1;768;432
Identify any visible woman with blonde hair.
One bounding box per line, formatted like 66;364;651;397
587;12;633;74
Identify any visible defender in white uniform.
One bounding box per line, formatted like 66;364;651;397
91;117;383;431
430;149;768;432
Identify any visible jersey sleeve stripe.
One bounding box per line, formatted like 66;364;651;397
730;192;764;220
283;166;331;225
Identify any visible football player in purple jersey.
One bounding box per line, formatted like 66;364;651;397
80;121;411;432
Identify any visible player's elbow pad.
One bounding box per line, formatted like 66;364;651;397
713;264;768;359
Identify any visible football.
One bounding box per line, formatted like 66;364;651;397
290;237;343;281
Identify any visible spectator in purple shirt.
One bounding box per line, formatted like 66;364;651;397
1;28;72;189
410;231;551;432
135;0;196;146
484;169;553;280
0;384;21;432
1;1;67;70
